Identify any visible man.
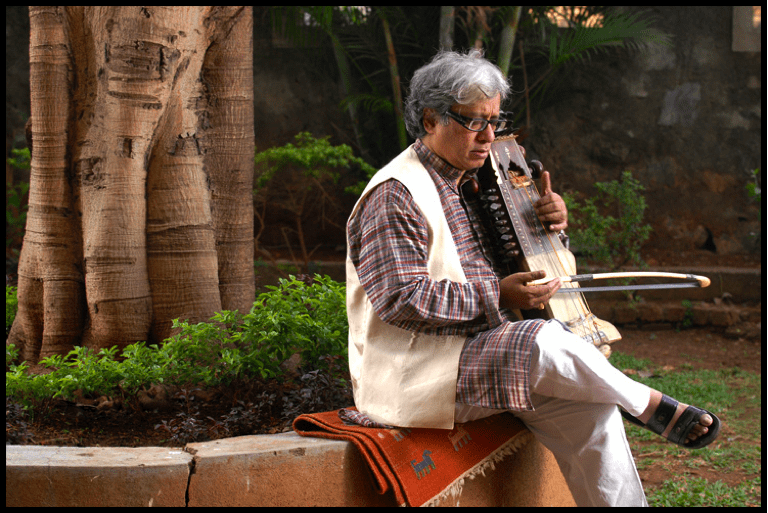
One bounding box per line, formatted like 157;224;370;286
346;49;719;507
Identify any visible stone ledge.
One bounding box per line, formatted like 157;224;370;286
5;446;192;507
7;431;575;507
591;299;760;330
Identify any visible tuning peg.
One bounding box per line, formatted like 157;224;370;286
463;177;480;195
529;160;543;179
489;204;505;219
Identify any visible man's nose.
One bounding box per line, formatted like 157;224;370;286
478;123;495;142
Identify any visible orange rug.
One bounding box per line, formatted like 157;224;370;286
292;407;532;507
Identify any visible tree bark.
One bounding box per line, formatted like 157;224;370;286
9;6;254;362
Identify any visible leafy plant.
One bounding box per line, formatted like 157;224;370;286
6;147;31;171
282;355;352;419
545;8;671;68
253;132;375;270
239;274;349;372
745;167;761;218
679;299;695;330
6;396;32;445
6;275;350;409
6;148;30;276
156;405;209;445
6;286;18;336
563;170;652;269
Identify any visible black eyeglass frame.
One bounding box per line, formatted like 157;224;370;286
443;110;512;134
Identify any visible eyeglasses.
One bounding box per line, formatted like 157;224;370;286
444;110;512;134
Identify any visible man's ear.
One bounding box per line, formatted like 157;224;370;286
422;108;437;134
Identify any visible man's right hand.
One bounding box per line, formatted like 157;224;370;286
499;270;560;311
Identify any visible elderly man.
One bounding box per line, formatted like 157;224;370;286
345;49;719;507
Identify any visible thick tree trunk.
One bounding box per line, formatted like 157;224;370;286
9;6;254;362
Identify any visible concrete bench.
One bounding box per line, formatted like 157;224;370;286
7;431;575;506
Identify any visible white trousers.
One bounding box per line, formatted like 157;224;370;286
455;319;651;507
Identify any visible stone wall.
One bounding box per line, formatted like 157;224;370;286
526;6;762;256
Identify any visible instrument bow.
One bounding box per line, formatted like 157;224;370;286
530;271;711;293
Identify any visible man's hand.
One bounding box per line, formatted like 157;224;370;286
499;270;560;311
534;171;568;232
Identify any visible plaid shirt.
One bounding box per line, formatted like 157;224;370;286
348;139;544;414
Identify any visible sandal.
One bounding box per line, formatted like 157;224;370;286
621;394;720;450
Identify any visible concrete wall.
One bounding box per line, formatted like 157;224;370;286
7;432;576;507
526;6;762;256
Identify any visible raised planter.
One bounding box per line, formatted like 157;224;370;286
7;431;575;507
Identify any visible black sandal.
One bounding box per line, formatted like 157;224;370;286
621;394;720;450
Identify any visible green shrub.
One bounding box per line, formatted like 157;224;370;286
6;286;18;335
5;275;350;406
246;274;348;369
563;170;652;269
254;131;375;195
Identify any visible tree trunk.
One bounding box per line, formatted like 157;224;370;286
9;6;254;362
438;6;455;51
497;6;523;77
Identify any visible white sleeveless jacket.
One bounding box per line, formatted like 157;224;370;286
346;144;468;429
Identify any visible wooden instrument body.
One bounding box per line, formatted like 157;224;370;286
475;135;620;354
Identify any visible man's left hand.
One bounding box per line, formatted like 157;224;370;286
534;170;568;231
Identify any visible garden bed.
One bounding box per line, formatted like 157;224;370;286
7;366;352;447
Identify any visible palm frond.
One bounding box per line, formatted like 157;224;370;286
548;10;672;68
339;93;393;115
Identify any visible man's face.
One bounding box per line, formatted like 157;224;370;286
421;94;501;172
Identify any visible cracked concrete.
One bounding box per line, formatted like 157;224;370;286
7;432;575;507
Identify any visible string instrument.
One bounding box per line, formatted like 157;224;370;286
472;134;621;356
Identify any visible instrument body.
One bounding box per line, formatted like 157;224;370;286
474;135;620;355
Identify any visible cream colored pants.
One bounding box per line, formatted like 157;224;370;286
455;319;650;507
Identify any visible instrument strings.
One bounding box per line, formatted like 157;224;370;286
520;181;604;344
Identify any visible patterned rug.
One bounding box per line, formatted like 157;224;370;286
292;407;533;507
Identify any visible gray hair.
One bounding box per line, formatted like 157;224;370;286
404;49;511;139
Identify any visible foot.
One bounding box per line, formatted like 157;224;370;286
638;390;713;445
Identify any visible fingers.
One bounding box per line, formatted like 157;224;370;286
535;170;568;231
547;220;568;232
526;280;559;310
500;271;560;310
524;270;547;282
535;198;568;231
540;170;552;195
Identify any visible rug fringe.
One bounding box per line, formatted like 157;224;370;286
423;430;534;507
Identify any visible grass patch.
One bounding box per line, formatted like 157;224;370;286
610;351;762;507
647;476;762;507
